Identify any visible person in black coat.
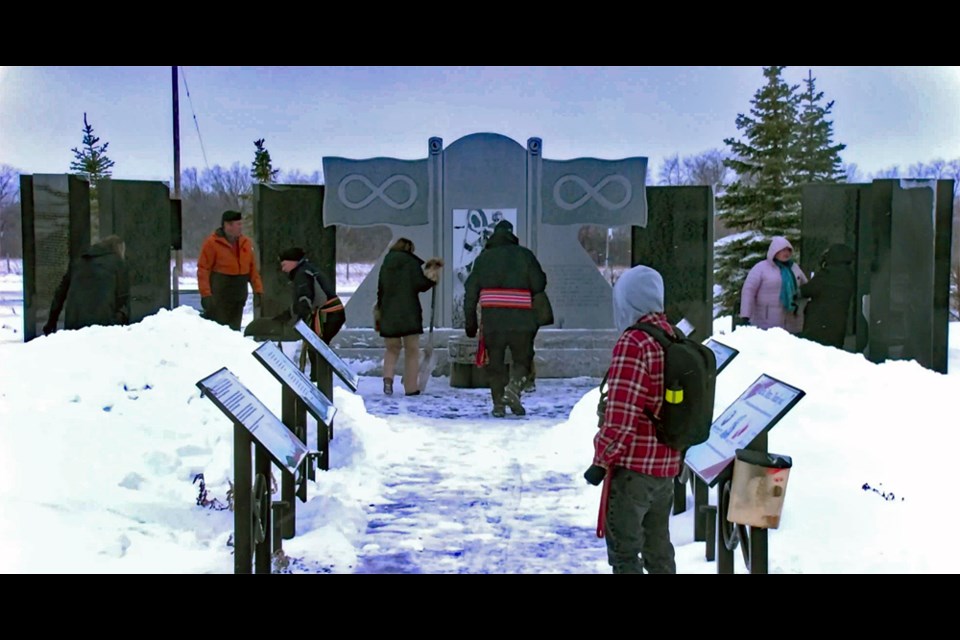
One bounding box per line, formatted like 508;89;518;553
43;235;130;335
377;238;442;396
799;243;856;349
464;220;547;417
273;247;345;344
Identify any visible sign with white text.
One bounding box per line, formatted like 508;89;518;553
294;320;360;391
196;367;309;476
252;342;338;426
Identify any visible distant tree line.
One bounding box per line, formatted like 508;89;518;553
1;106;959;318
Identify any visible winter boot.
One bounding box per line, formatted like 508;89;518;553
491;403;507;418
383;378;394;396
523;362;537;393
502;377;527;416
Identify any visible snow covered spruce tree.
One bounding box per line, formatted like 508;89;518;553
795;69;847;185
251;138;279;184
714;66;846;320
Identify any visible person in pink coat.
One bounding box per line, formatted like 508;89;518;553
739;236;809;334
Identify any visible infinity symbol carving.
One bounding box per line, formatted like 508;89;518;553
553;174;632;211
338;174;418;210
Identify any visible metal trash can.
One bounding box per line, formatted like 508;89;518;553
726;449;793;529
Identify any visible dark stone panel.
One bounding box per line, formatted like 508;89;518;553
800;184;860;278
170;198;183;251
932;179;955;374
866;180;894;364
19;174;36;341
98;179;172;323
631;186;714;340
254;184;335;321
801;183;864;351
889;181;935;368
21;175;90;341
854;184;874;354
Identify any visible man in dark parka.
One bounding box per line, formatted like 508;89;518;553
44;234;130;334
464;220;547;417
799;243;856;349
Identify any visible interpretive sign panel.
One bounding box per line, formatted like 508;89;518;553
685;374;805;487
294;320;359;391
252;341;338;426
196;367;309;476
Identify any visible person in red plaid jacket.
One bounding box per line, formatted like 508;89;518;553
585;265;680;574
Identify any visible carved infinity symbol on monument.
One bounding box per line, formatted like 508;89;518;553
553;174;632;211
337;174;418;210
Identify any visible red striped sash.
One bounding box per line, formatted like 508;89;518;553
319;296;344;314
479;288;532;309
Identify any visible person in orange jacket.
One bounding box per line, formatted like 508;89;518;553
197;210;263;330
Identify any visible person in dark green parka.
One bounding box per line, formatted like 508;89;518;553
44;234;130;335
377;237;442;396
799;243;856;349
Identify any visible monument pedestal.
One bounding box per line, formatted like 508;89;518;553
328;328;619;382
447;335;508;389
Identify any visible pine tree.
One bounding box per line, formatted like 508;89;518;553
715;66;802;319
69;113;115;192
251;138;279;184
795;69;847;184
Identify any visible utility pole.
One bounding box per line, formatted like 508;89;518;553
172;66;182;307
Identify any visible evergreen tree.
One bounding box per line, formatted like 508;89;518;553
795;70;847;184
69;113;115;192
715;66;801;319
251;138;279;184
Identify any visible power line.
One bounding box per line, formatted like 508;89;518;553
180;67;209;169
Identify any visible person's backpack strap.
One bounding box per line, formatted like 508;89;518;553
596;369;610;428
303;267;329;310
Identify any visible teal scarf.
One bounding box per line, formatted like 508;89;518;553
775;258;797;312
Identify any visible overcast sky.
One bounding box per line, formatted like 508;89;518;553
2;66;958;182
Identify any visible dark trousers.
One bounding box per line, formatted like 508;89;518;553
209;297;246;331
320;309;345;344
483;329;534;405
604;467;676;574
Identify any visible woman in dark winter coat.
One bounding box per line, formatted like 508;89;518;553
377;238;442;396
799;243;856;349
43;235;130;334
273;247;345;344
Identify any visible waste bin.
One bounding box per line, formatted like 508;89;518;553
726;449;793;529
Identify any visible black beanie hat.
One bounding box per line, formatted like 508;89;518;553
278;247;306;263
494;219;514;233
221;210;243;224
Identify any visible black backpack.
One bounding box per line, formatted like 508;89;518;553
597;322;717;451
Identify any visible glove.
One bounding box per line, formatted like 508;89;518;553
423;257;444;283
201;297;213;313
253;293;263;309
42;321;57;336
583;464;606;486
465;325;477;339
